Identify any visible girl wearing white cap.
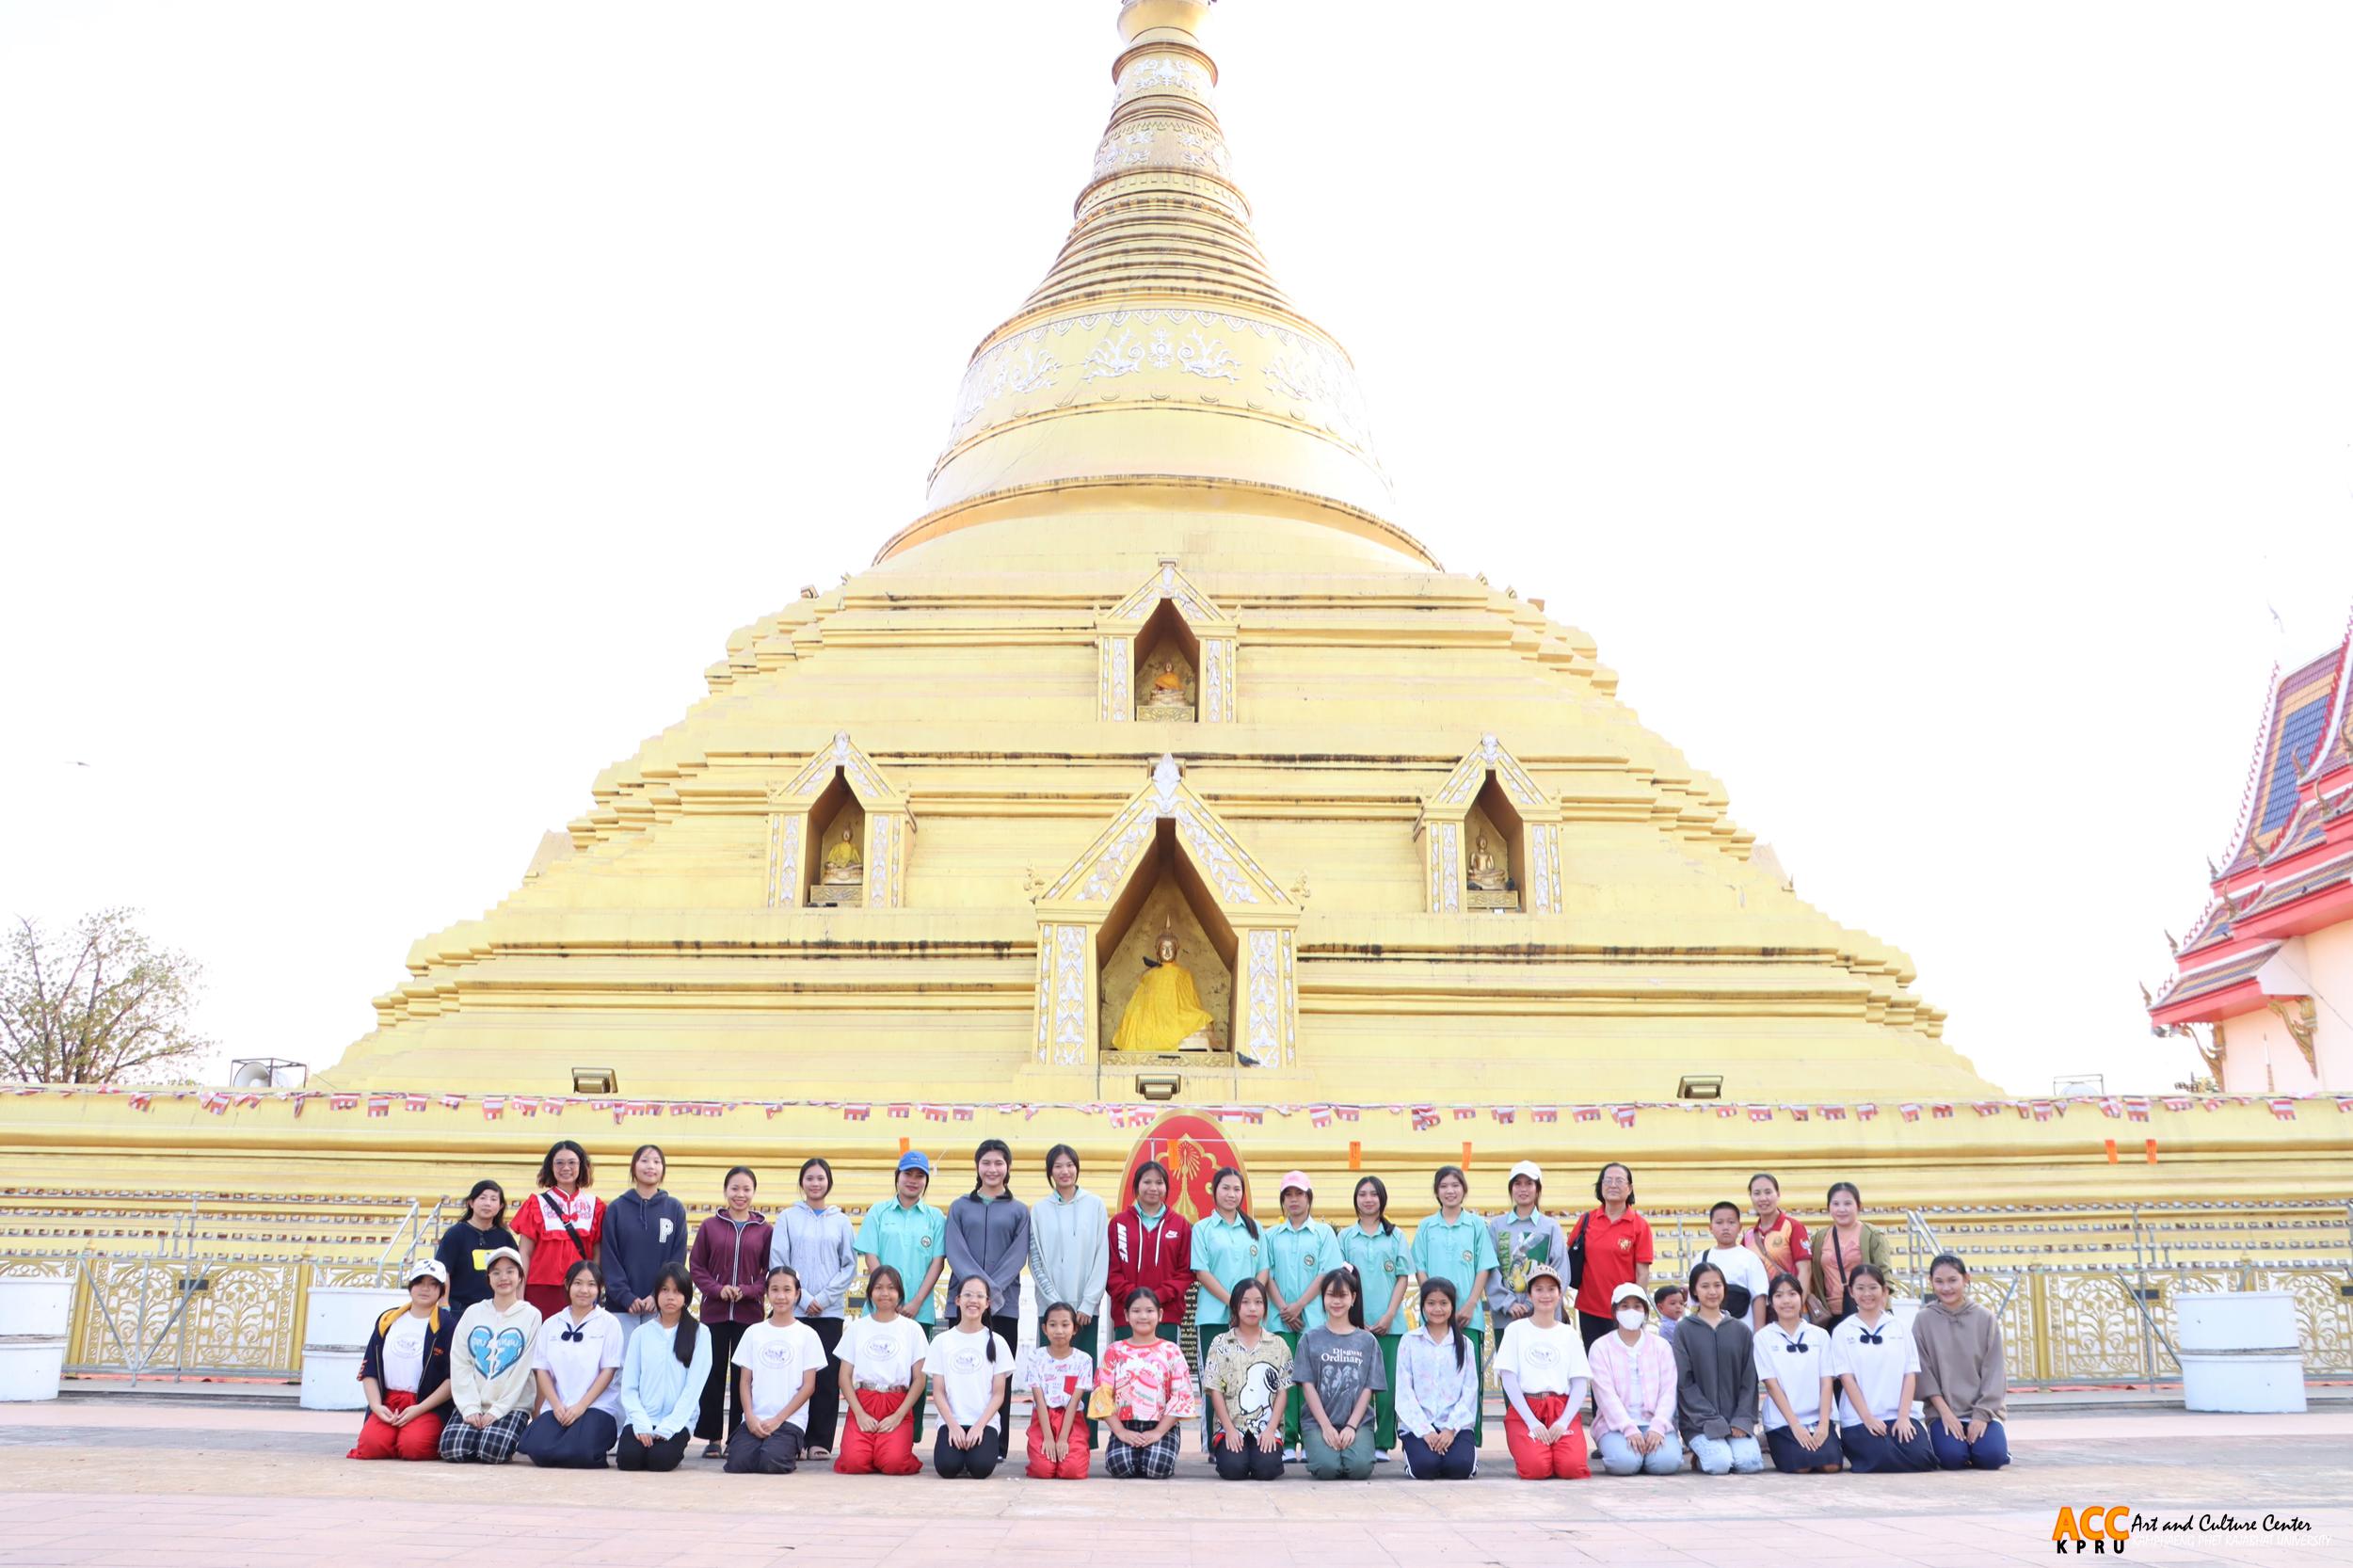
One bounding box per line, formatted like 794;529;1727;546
348;1260;456;1461
440;1246;543;1464
1588;1282;1682;1476
1487;1160;1568;1329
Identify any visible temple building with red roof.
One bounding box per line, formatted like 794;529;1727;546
2149;607;2353;1090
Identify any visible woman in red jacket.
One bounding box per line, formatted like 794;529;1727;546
1108;1160;1193;1346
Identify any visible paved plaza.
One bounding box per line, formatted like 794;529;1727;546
2;1399;2350;1567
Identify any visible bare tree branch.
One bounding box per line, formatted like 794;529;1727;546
0;909;209;1085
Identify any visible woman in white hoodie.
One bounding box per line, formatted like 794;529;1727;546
1029;1144;1109;1450
440;1247;544;1464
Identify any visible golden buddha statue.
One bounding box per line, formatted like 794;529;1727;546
1111;928;1215;1052
1143;657;1191;709
1467;832;1509;891
821;823;864;884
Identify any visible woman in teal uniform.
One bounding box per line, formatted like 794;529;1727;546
1338;1175;1414;1461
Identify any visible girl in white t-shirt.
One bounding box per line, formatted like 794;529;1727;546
1019;1302;1096;1480
519;1260;623;1467
928;1276;1014;1479
1493;1265;1592;1480
834;1264;930;1477
728;1266;825;1475
1756;1271;1841;1473
1830;1265;1935;1472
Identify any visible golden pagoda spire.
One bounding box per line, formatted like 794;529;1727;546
895;0;1410;564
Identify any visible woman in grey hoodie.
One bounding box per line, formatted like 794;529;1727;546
770;1157;856;1457
946;1137;1032;1455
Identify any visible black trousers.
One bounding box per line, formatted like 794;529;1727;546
696;1319;749;1442
725;1419;804;1475
1212;1431;1284;1480
615;1423;690;1472
985;1313;1019;1451
1577;1310;1613;1349
803;1316;844;1451
933;1424;1002;1479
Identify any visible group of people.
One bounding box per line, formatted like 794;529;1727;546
345;1142;2011;1482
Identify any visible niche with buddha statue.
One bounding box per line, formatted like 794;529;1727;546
1097;856;1235;1059
807;784;867;907
1133;600;1201;724
761;732;914;911
1416;735;1565;916
1095;561;1237;722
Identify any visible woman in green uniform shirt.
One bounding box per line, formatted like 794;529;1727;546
1189;1166;1267;1453
1410;1165;1497;1447
1338;1175;1413;1461
1261;1170;1338;1461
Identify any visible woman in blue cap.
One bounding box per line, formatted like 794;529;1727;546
856;1150;947;1439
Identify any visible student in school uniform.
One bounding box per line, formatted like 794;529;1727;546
1338;1175;1414;1463
434;1180;518;1316
688;1165;770;1460
518;1259;624;1467
1098;1287;1200;1480
1588;1282;1682;1477
616;1263;710;1472
1694;1201;1772;1326
770;1157;856;1459
1755;1271;1843;1474
512;1142;603;1320
1672;1260;1765;1475
349;1260;456;1461
1410;1165;1497;1447
1393;1278;1480;1480
832;1264;930;1477
601;1144;687;1347
1201;1278;1289;1481
856;1150;949;1440
1914;1254;2010;1470
1829;1263;1936;1472
929;1276;1015;1479
1493;1262;1592;1480
440;1247;543;1464
1018;1301;1096;1480
1188;1165;1266;1450
1261;1170;1337;1462
727;1265;827;1475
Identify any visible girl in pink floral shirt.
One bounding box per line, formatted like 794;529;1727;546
1097;1289;1199;1480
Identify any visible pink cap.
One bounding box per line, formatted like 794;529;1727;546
1279;1169;1313;1195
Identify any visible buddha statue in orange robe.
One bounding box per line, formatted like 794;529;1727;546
1111;931;1214;1051
1144;658;1191;709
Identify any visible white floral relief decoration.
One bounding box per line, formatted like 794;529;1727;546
1051;925;1090;1064
1246;929;1279;1065
767;813;799;910
1200;639;1232;722
1082;328;1146;382
1119;56;1210;97
1099;634;1134;720
1281;931;1298;1066
1033;941;1053;1063
1175;804;1259;905
1077;805;1156;903
1439;823;1462;913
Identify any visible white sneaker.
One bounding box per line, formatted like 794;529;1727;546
1374;1449;1391;1463
1283;1445;1303;1463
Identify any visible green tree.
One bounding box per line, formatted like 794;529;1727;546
0;909;211;1083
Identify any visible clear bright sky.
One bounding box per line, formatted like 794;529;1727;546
2;3;2347;1096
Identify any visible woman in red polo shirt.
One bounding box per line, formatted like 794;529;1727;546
513;1141;605;1318
1567;1162;1653;1350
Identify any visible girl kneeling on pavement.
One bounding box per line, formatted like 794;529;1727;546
929;1276;1014;1479
519;1260;623;1466
1020;1301;1096;1480
1394;1277;1480;1480
1589;1281;1682;1476
1098;1288;1199;1479
834;1265;929;1476
728;1265;825;1475
1494;1262;1591;1480
440;1247;541;1464
1830;1264;1936;1472
1203;1278;1290;1480
350;1259;456;1461
616;1264;709;1472
1294;1267;1385;1480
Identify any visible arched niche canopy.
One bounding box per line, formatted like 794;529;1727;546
1096;561;1237;723
764;733;914;909
1416;735;1563;914
1033;755;1298;1071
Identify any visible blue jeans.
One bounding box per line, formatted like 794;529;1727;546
1595;1429;1684;1475
1689;1432;1764;1475
1929;1417;2009;1470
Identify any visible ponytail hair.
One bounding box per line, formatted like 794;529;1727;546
1353;1176;1394;1237
651;1262;698;1369
970;1138;1014;1199
1209;1167;1258;1238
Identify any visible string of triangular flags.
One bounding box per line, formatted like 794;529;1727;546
9;1084;2348;1128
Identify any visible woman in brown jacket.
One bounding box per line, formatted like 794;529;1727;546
1913;1254;2009;1469
1805;1181;1894;1327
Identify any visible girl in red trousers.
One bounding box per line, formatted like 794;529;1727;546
1107;1160;1193;1347
349;1260;456;1460
833;1266;929;1476
1021;1302;1095;1479
1494;1262;1593;1480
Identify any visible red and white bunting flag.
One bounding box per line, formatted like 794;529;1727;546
1931;1103;1954;1119
763;1102;784;1118
1336;1106;1362;1123
439;1094;464;1111
1411;1108;1440;1131
2098;1097;2121;1118
330;1093;359;1111
1898;1103;1921;1122
1972;1102;2002;1117
888;1104;910;1120
1856;1103;1879;1122
842;1104;872;1122
921;1105;948;1122
404;1095;428;1112
482;1096;505;1120
1529;1107;1557;1123
128;1092;152;1111
233;1092;262;1109
2161;1096;2190;1112
1748;1107;1773;1123
1716;1105;1738;1119
1452;1107;1478;1122
953;1107;974;1122
2268;1097;2297;1121
1574;1107;1601;1124
1786;1105;1810;1122
2124;1097;2150;1122
1308;1106;1333;1128
1491;1107;1516;1125
2336;1097;2353;1115
366;1096;392;1119
1612;1105;1637;1128
544;1097;566;1117
200;1091;230;1114
1821;1105;1848;1121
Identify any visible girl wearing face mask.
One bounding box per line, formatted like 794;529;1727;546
1588;1283;1680;1476
1913;1255;2009;1470
770;1157;856;1458
1808;1181;1893;1327
945;1139;1031;1457
602;1144;687;1346
1829;1264;1935;1472
1756;1271;1841;1473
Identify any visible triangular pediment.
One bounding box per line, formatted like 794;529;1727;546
771;732;910;814
1104;562;1233;632
1039;755;1292;919
1420;734;1559;824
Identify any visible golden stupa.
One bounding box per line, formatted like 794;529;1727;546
3;0;2343;1222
